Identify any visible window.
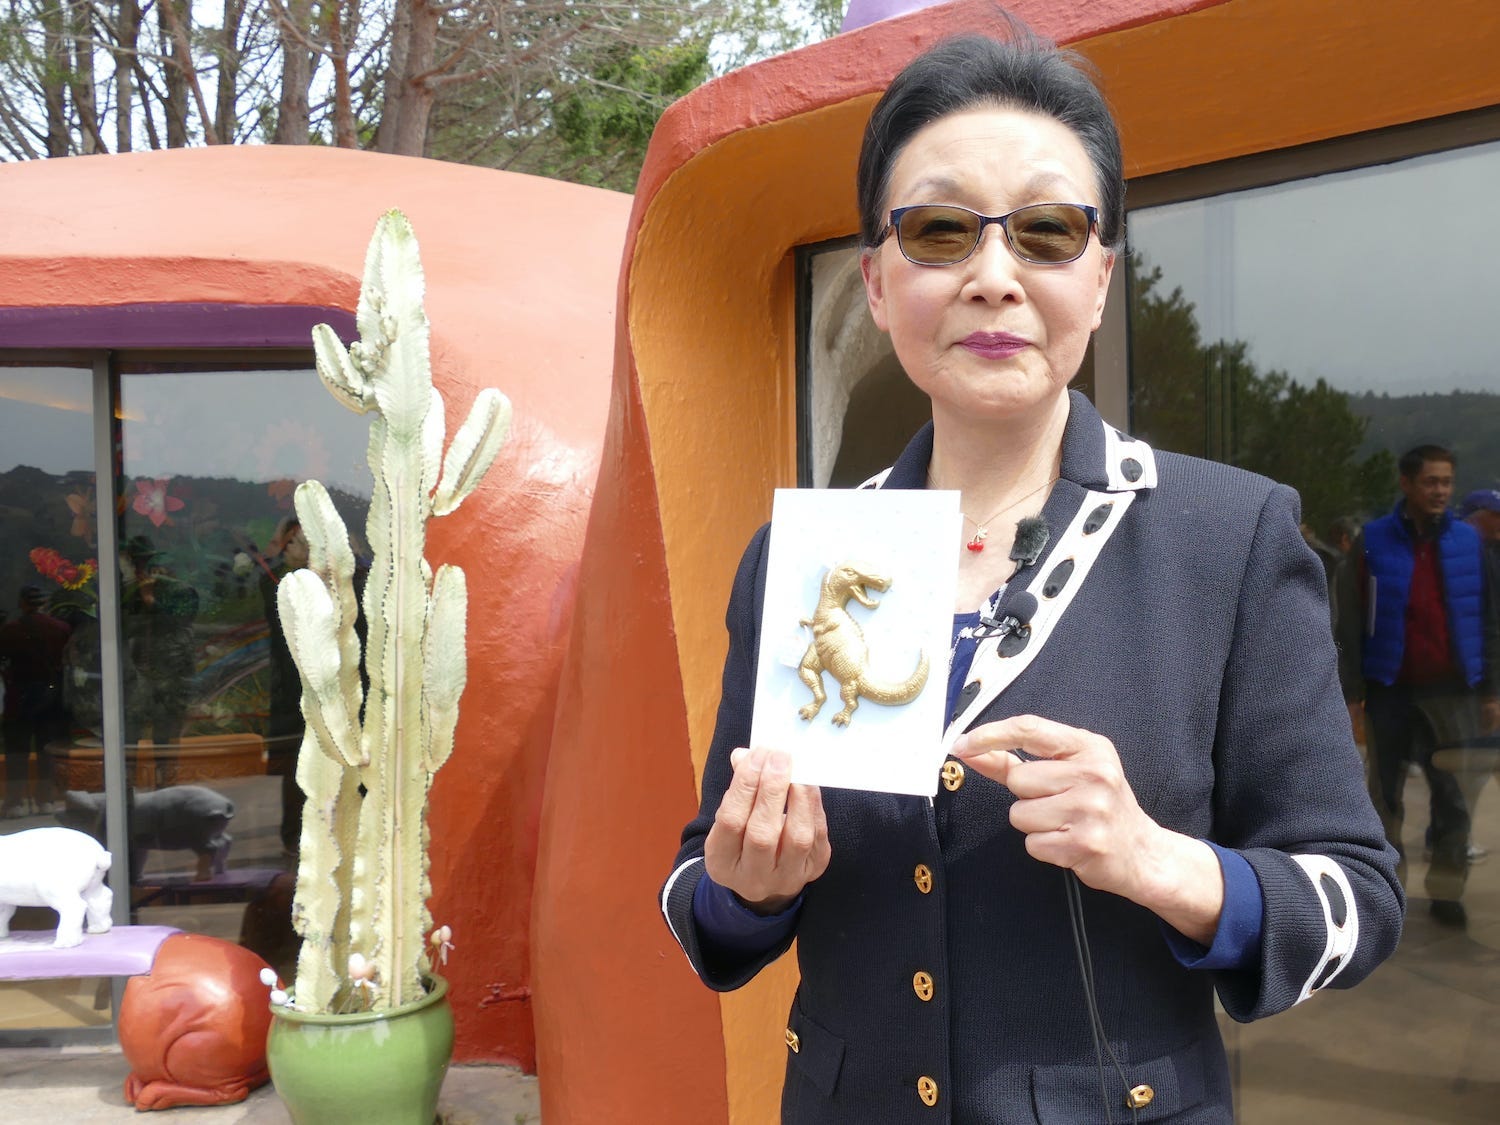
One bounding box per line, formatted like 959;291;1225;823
1;350;368;1038
1125;131;1500;1120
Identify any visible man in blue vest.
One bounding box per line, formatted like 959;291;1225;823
1338;445;1499;929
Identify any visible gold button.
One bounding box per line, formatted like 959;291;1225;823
912;971;934;1002
941;760;965;791
917;1076;938;1106
785;1028;800;1054
914;864;933;894
1127;1084;1154;1109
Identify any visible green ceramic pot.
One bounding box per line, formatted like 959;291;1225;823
266;975;454;1125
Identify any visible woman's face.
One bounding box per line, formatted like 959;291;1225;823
860;106;1114;427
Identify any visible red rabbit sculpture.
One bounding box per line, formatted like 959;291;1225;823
119;932;273;1109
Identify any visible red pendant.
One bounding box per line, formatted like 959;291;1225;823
966;532;987;552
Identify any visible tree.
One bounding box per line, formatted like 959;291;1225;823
1128;253;1393;533
0;0;839;188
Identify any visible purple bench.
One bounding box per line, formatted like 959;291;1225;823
0;925;181;981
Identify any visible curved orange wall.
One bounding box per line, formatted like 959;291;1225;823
1;146;632;1068
535;0;1500;1121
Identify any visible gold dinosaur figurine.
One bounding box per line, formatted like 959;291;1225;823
797;562;931;726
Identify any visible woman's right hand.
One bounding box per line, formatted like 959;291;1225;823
704;746;831;914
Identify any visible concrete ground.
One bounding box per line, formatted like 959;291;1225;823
4;765;1499;1122
0;1049;539;1123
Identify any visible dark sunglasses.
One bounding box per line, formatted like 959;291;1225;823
877;202;1100;266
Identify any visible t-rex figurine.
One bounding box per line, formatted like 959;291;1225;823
797;562;930;726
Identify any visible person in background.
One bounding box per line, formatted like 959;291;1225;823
1337;448;1500;928
262;516;311;854
1454;487;1500;861
120;535;199;783
0;585;71;817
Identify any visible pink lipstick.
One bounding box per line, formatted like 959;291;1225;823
960;331;1029;359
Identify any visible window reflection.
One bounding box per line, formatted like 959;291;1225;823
0;363;110;1029
1128;139;1500;1118
0;356;371;1034
107;363;370;984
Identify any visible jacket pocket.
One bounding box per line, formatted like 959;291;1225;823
785;997;845;1099
1031;1037;1210;1124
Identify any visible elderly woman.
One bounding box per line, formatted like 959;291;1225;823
660;29;1403;1125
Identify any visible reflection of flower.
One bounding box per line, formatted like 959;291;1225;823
259;419;330;510
30;548;100;616
67;490;97;544
132;477;186;527
258;419;330;481
266;478;297;510
31;547;99;590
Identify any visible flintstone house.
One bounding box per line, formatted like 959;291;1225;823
3;0;1500;1122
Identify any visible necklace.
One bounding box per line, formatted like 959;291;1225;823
955;476;1058;552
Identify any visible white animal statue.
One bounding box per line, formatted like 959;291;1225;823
0;827;113;948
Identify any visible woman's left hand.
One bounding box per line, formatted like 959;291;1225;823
952;714;1223;945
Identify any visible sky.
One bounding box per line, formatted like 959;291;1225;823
0;365;371;495
1128;138;1500;397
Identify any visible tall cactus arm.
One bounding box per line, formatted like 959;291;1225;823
294;481;366;756
312;324;372;415
433;389;512;517
366;212;432;441
278;571;362;770
290;723;360;1014
354;210;394;353
421;387;446;515
422;565;467;774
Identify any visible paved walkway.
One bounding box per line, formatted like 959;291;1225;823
0;1048;539;1123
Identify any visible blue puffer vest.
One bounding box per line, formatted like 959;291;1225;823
1361;503;1484;686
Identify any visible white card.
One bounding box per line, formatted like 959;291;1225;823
749;487;961;796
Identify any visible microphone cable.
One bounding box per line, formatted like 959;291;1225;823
1064;869;1139;1125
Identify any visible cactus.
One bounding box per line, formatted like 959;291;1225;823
277;210;511;1013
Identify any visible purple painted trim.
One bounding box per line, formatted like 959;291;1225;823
841;0;950;32
0;303;356;349
0;925;182;980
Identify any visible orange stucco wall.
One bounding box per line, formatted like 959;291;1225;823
1;145;632;1068
536;0;1500;1122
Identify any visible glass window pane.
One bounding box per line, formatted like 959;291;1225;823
108;360;370;985
0;361;111;1030
1127;139;1500;1119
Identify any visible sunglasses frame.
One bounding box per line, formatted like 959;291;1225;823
878;202;1101;267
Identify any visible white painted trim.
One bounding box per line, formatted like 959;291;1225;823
1290;854;1359;1004
660;855;705;965
941;488;1136;748
1102;423;1158;491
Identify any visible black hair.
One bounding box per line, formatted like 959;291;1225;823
1399;444;1454;479
856;24;1125;251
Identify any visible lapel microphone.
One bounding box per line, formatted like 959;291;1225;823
1010;516;1050;568
972;515;1050;640
975;590;1038;640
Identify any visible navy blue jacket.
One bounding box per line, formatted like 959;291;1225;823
661;393;1404;1124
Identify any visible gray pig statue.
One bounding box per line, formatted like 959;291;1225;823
60;786;234;881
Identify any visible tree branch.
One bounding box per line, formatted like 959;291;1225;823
156;0;220;143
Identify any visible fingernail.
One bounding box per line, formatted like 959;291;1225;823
766;751;790;776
